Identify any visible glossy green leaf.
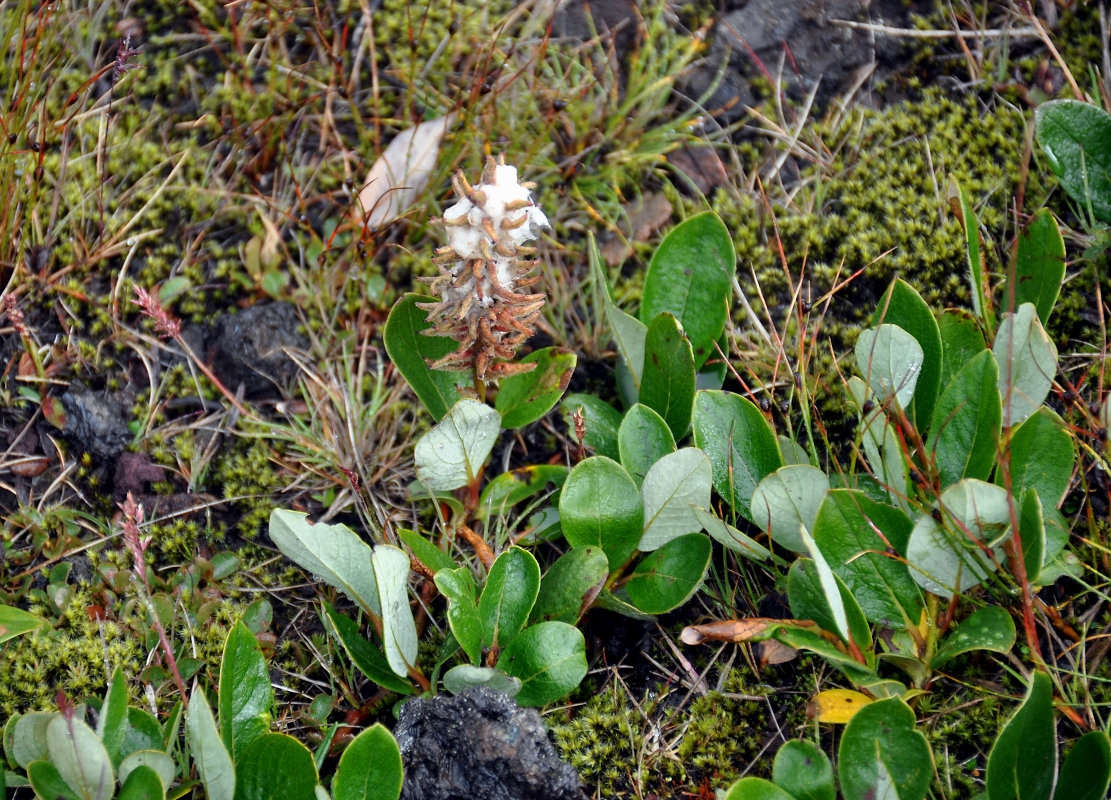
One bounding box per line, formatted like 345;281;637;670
589;231;647;387
269;510;380;617
927;349;1001;487
10;712;55;769
185;684;235;800
691;506;773;562
560;394;623;461
931;606;1016;670
434;568;482;664
986;671;1056;800
1012;209;1065;325
787;557;872;657
219;621;271;761
233;733;318;800
27;760;79;800
850;379;910;509
994;304;1057;428
413;398;500;491
873;278;943;427
839;698;931;800
722;777;797;800
938;309;988;389
1019;489;1047;584
441;665;522;697
97;667;129;769
772;739;835;800
0;604;45;644
1036;99;1111;224
321;605;414;695
495;347;577;428
559;456;643;570
332;723;403;800
951;177;994;331
639;312;696;440
1002;408;1074;509
692;390;783;521
640;211;734;370
382;294;464;421
906;479;1011;598
625;532;711;614
530;547;609;624
496;621;587;706
1058;730;1111;800
397;528;456;575
478;465;568;520
855;324;924;409
479;546;541;651
118;750;174;790
117;764;164;800
812;490;921;629
618;403;676;487
750;465;830;553
46;713;114;800
373;545;419;679
639;448;712;551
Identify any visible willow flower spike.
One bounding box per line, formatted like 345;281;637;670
418;154;550;385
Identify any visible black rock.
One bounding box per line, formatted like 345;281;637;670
394;688;584;800
208;302;307;398
61;387;131;461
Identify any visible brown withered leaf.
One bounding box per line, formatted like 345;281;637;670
681;617;817;645
757;640;799;666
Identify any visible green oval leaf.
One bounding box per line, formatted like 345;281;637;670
1013;209;1065;325
398;527;456;575
691;506;772;562
994;303;1057;428
639;448;712;551
692;390;783;521
812;490;921;629
27;760;79;800
321;605;414;695
1058;730;1111;800
383;294;464;421
268;510;381;617
560;394;623;461
478;465;568;520
333;724;403;800
1001;407;1074;509
118;750;174;790
723;777;797;800
928;349;1001;487
496;621;587;706
233;733;318;800
0;604;45;645
855;324;925;409
986;671;1056;800
414;398;501;491
930;606;1016;670
46;714;114;800
219;621;271;761
479;546;541;651
441;665;522;697
530;547;609;624
185;685;235;800
873;279;943;428
751;465;830;553
787;551;873;656
640;211;734;369
372;545;419;679
11;712;56;769
589;231;647;387
938;308;988;389
639;312;696;440
434;568;482;664
839;698;931;800
772;739;835;800
495;347;577;428
559;456;643;570
618;403;676;487
97;667;130;769
625;532;711;614
1036;99;1111;224
117;764;164;800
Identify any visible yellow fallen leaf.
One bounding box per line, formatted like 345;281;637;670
807;689;874;724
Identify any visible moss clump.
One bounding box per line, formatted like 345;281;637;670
0;590;144;725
